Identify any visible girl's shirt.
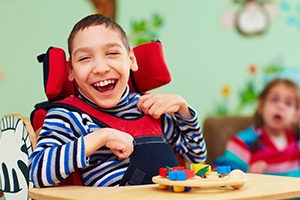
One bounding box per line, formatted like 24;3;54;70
213;126;300;177
29;88;206;187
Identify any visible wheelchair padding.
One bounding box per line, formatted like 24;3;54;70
37;47;76;101
128;41;171;93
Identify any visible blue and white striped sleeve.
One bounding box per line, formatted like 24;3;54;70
29;108;88;188
163;107;207;163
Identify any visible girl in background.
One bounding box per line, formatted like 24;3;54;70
213;78;300;177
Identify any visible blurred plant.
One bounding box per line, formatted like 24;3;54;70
234;64;259;114
209;62;283;116
261;62;283;83
127;13;164;46
210;85;231;116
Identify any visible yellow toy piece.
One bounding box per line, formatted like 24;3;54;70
191;163;211;174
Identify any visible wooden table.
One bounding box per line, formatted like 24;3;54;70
28;173;300;200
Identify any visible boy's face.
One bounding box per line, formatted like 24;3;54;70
68;25;138;108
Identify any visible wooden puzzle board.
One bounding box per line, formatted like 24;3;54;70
152;170;248;189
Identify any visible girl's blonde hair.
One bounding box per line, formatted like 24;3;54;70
253;78;300;134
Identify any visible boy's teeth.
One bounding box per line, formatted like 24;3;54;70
100;80;108;87
95;80;115;87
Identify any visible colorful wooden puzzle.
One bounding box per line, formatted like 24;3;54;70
152;164;248;192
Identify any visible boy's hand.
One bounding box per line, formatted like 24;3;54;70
85;128;134;160
137;93;192;119
105;129;134;160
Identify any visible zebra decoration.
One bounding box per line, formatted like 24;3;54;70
0;115;34;200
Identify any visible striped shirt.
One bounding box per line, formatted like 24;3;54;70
213;126;300;177
29;88;207;187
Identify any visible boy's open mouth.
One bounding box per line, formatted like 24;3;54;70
93;79;117;93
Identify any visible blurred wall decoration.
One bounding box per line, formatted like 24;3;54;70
280;0;300;29
88;0;116;20
235;0;271;35
127;13;164;46
221;0;278;36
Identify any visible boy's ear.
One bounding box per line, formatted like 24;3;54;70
129;49;138;72
68;61;75;81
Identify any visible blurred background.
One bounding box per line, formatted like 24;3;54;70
0;0;299;125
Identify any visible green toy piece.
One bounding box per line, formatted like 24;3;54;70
195;165;209;178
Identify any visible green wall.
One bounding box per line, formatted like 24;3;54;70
0;0;299;125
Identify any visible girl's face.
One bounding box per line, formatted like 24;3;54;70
259;83;299;135
68;25;138;108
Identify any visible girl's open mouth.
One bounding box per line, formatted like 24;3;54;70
273;114;282;121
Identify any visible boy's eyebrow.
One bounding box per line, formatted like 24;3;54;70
73;47;90;56
73;42;123;56
104;42;123;49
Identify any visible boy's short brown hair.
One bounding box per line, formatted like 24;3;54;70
67;14;130;57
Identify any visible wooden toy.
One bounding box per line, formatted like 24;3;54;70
152;165;248;193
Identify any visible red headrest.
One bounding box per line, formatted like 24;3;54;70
37;41;171;101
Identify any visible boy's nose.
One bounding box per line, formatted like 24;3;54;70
92;60;110;74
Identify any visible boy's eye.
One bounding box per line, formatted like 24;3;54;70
107;52;118;56
78;57;90;62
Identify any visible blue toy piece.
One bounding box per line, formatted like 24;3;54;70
217;166;231;177
167;169;193;192
168;170;187;181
